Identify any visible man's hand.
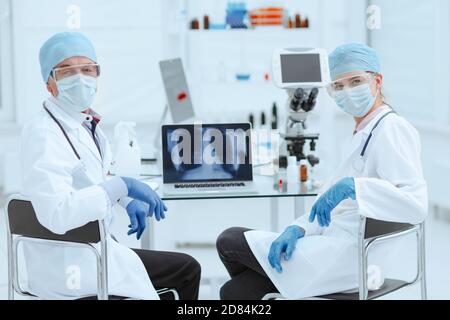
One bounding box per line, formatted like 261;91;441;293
126;200;148;240
121;177;167;221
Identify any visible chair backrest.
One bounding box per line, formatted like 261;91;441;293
7;198;101;244
364;218;414;239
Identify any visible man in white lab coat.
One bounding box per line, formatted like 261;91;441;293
20;32;201;300
216;43;428;300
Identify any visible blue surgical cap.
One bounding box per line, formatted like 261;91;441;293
329;43;381;80
39;32;97;82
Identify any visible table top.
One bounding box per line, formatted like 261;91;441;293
142;175;319;201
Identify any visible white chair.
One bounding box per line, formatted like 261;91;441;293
5;195;179;300
263;217;427;300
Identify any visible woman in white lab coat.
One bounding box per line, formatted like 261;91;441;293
216;43;428;300
20;32;201;300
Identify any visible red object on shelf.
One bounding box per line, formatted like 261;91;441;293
177;92;188;101
302;17;310;28
190;19;200;30
295;14;301;28
249;7;285;26
287;17;293;29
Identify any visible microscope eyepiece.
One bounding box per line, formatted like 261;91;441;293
290;88;305;111
302;88;319;112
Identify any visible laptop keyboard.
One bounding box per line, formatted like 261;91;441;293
174;182;246;189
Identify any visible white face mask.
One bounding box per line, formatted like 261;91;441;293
56;74;97;112
334;83;378;118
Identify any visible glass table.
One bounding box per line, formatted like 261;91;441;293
140;174;319;250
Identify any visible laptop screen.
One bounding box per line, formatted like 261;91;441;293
162;123;253;183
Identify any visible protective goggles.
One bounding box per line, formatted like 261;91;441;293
327;72;376;98
51;63;101;81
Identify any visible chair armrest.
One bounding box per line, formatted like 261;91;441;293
7;198;102;244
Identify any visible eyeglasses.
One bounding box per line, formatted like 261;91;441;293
327;73;375;98
52;64;101;81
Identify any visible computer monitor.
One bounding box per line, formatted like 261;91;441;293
161;123;253;184
159;58;195;123
272;48;331;89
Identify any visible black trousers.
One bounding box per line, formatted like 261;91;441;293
216;227;279;300
132;249;201;300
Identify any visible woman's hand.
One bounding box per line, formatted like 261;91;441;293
309;177;356;227
268;226;305;273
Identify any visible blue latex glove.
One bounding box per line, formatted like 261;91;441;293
126;200;148;240
121;177;167;222
309;177;356;228
268;226;305;274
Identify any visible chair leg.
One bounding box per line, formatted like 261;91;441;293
7;234;14;300
97;249;109;300
418;224;427;300
358;222;368;300
98;223;109;300
420;274;427;300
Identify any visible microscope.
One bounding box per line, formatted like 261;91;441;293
272;48;331;169
283;87;320;167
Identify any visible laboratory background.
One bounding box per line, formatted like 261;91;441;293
0;0;449;300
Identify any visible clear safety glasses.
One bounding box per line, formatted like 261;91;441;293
327;72;376;98
51;64;101;81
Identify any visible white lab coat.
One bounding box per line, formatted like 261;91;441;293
245;108;428;299
20;98;159;300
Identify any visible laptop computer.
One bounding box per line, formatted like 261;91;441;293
161;123;257;195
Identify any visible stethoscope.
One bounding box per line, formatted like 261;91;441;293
352;110;396;172
43;103;81;160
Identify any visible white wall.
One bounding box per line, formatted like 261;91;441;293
0;0;167;187
370;0;450;209
0;0;14;122
10;0;167;126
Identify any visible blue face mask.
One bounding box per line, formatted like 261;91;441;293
56;74;97;112
334;84;377;118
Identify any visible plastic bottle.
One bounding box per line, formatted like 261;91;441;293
287;156;300;185
113;122;141;178
300;159;308;182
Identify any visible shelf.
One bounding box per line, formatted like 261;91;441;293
188;27;312;33
186;27;314;37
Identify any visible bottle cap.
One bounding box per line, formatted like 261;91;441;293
300;159;307;166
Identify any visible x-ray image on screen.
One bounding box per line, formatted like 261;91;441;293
162;124;252;183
